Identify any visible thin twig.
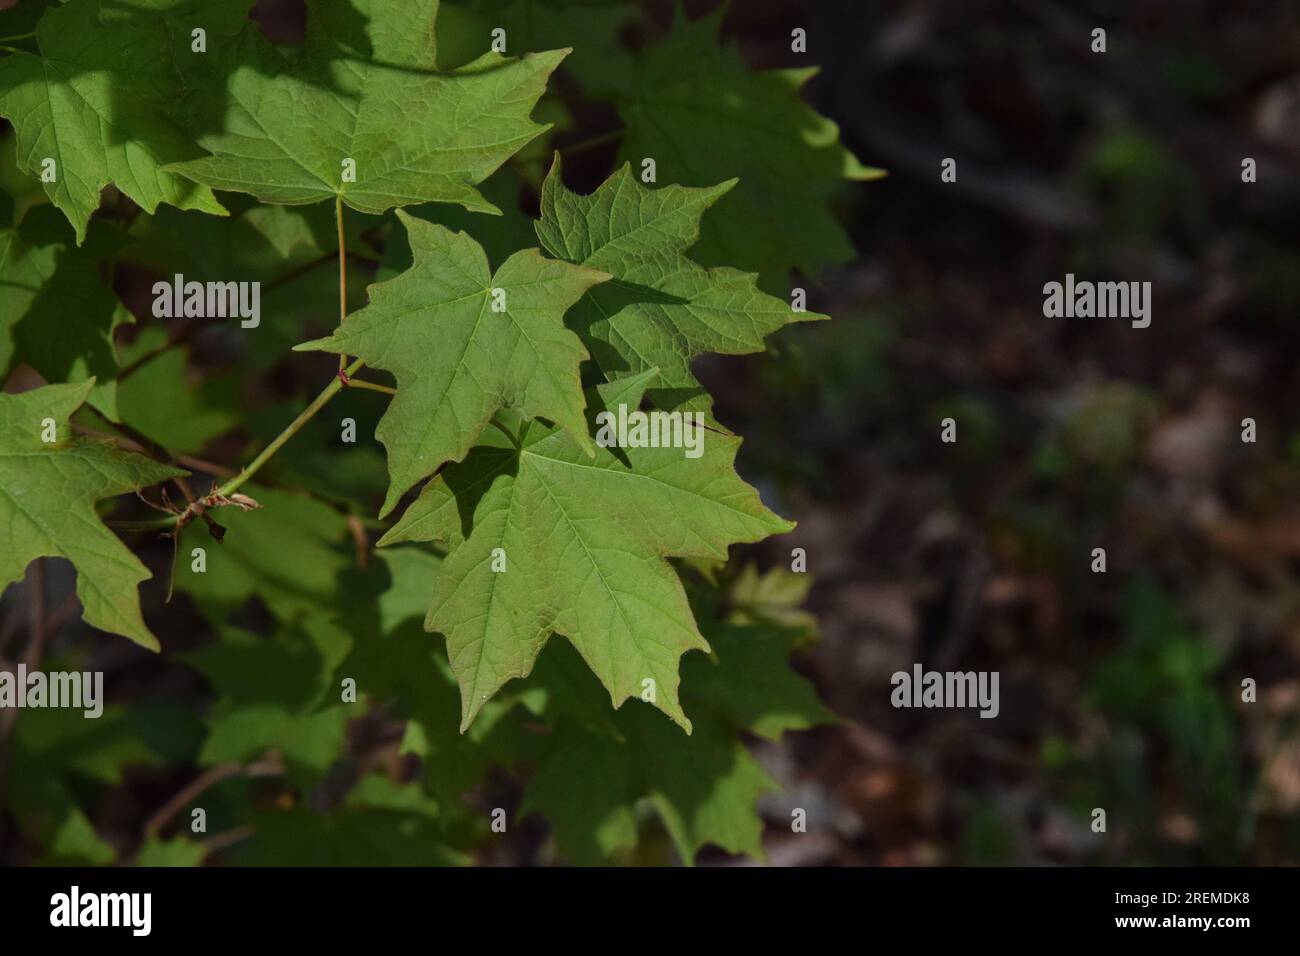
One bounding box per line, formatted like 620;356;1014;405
220;357;366;500
104;197;369;535
344;377;395;395
558;127;625;157
347;513;370;568
143;762;242;838
336;193;348;372
40;594;80;640
114;319;209;382
116;250;354;383
143;754;283;838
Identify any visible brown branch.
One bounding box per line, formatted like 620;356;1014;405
143;754;283;839
116;248;366;384
114;319;210;382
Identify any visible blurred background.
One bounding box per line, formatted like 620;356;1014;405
712;0;1300;864
4;0;1300;865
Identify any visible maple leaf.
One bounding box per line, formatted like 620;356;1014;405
174;484;351;624
380;369;793;732
339;546;534;805
234;797;467;866
0;0;58;40
535;158;824;416
120;198;382;372
0;205;129;418
520;612;834;864
612;7;880;282
0;0;228;244
0;380;183;650
167;0;566;216
296;212;608;516
526;703;773;864
116;329;240;453
681;621;837;743
186;616;353;778
10;703;176;864
438;0;637;91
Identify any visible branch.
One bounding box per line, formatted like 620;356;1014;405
143;754;283;839
116;248;362;383
112;192;374;536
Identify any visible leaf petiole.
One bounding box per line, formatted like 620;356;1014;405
343;377;395;395
336;193;348;372
115;356;368;532
220;356;366;498
487;415;518;446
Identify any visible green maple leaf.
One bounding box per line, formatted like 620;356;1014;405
526;704;772;864
121;198;381;372
725;561;821;641
234;799;466;866
535;158;824;416
441;0;637;91
334;547;535;806
201;705;350;775
682;622;837;743
188;617;352;777
231;773;469;866
0;0;59;40
0;205;129;418
612;7;880;282
0;0;229;244
116;329;240;453
296;212;608;516
174;484;351;624
380;369;792;733
520;612;834;864
0;381;182;650
10;703;180;865
380;165;537;279
1;129;51;228
168;0;565;216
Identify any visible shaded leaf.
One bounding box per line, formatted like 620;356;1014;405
0;381;182;649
